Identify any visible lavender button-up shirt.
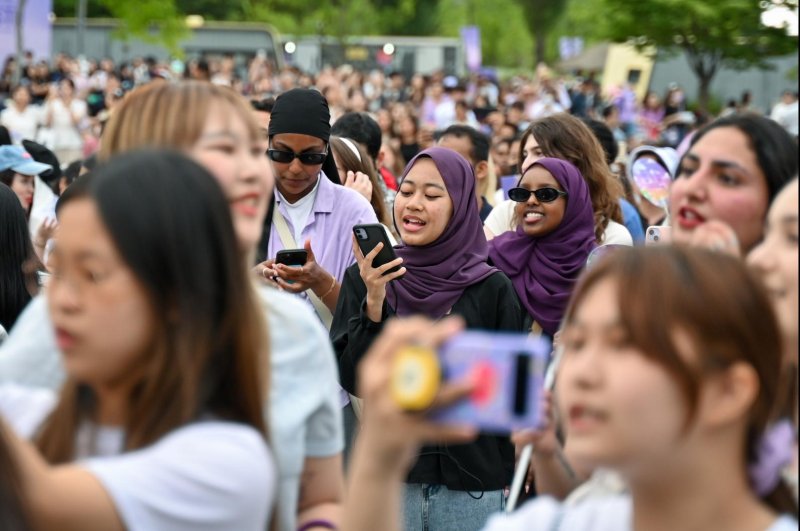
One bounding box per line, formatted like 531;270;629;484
268;173;378;308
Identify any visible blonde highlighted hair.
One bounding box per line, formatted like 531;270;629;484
99;81;261;161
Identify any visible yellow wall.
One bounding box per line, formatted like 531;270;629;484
601;44;656;101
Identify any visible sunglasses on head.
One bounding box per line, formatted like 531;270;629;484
267;148;328;165
508;187;567;203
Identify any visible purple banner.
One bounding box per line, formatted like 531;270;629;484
558;36;584;61
460;25;481;73
0;0;53;65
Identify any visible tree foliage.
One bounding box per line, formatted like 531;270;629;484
51;0;548;67
103;0;188;54
594;0;799;109
437;0;533;68
516;0;570;65
54;0;187;55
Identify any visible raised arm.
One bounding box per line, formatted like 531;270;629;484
1;419;125;531
343;317;477;531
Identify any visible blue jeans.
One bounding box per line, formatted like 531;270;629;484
402;483;505;531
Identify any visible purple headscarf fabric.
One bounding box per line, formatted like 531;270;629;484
387;147;498;318
488;157;596;335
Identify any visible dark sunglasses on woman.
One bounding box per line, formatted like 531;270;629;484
508;187;568;203
267;148;328;165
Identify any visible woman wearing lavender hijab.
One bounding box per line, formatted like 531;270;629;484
489;157;597;339
331;147;525;531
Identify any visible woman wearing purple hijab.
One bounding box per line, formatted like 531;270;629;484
331;147;525;531
488;157;597;337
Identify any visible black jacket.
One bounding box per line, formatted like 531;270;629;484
331;264;526;491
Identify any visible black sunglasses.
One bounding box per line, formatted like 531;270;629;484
267;148;328;165
508;187;567;203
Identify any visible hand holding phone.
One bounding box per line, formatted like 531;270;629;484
391;331;551;434
352;224;405;322
273;241;336;296
645;225;671;246
356;316;477;472
353;224;402;274
275;248;308;284
353;223;406;323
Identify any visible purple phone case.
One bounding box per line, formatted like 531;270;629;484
499;175;519;200
432;331;550;434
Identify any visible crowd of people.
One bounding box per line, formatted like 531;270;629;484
0;49;798;531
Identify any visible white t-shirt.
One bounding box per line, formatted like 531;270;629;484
0;382;56;438
0;384;275;531
45;98;87;150
483;199;633;246
0;296;64;390
483;494;799;531
260;285;344;531
0;288;345;531
0;103;41;144
771;101;799;136
601;220;633;246
85;422;274;531
29;174;58;243
278;175;321;245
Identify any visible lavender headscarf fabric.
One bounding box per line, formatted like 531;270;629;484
387;147;498;318
488;157;596;335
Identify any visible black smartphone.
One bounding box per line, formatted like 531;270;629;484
353;224;402;275
275;248;308;267
275;249;308;284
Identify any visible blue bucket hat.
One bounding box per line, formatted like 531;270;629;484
0;145;52;176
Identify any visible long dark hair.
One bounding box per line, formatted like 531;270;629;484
0;170;27;218
0;423;30;531
565;246;796;516
686;113;798;205
37;150;269;460
0;183;40;331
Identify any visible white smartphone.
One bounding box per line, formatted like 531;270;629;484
645;225;672;246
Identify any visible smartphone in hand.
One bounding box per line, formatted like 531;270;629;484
392;331;551;434
645;225;671;246
275;248;308;284
353;224;403;275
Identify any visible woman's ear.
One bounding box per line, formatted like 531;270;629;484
474;160;489;182
698;361;760;429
